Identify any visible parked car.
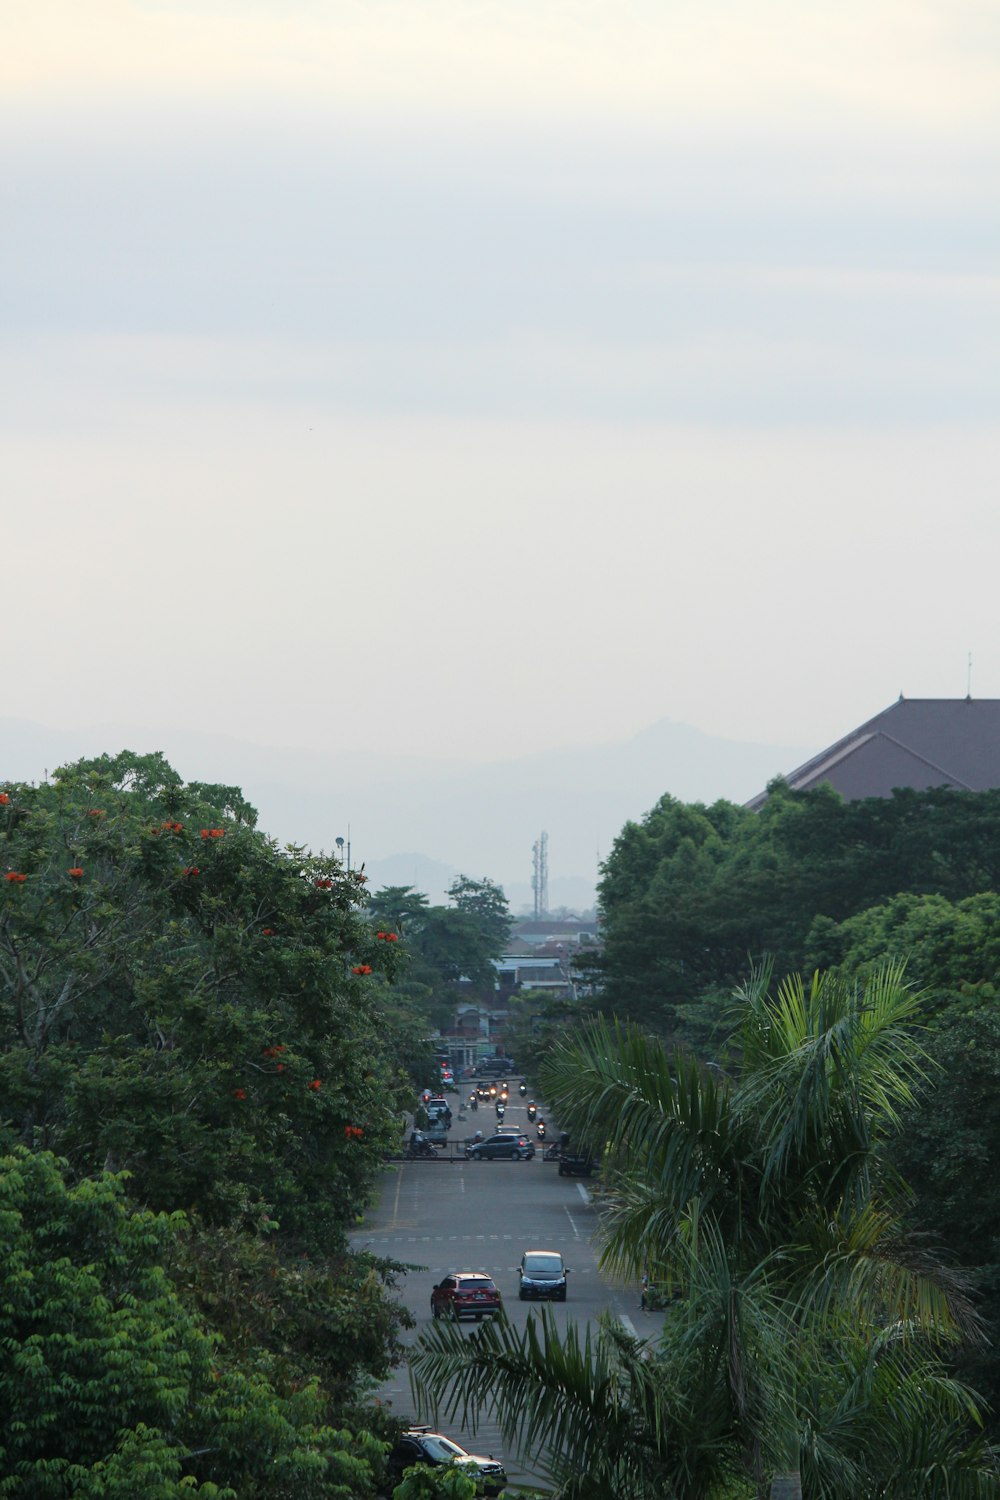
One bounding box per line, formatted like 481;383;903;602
558;1150;597;1177
387;1427;507;1496
431;1272;503;1321
466;1133;535;1161
518;1249;570;1301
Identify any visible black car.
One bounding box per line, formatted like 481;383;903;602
518;1248;570;1301
387;1427;507;1496
466;1132;535;1160
558;1151;597;1177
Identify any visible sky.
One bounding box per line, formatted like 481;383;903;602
3;0;998;768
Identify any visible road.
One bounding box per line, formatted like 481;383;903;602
351;1094;659;1491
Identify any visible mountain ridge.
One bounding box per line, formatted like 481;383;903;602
1;715;813;905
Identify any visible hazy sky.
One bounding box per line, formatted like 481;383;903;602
4;1;998;764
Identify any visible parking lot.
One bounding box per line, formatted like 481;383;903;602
351;1095;655;1490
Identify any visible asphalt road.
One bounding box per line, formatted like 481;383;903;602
350;1095;657;1491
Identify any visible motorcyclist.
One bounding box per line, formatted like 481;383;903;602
518;1081;527;1096
536;1118;547;1140
527;1101;537;1121
495;1100;506;1119
469;1093;478;1111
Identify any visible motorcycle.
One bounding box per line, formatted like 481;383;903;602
468;1094;478;1111
518;1082;527;1096
543;1140;562;1161
536;1120;547;1140
495;1101;506;1120
526;1102;537;1122
407;1133;436;1160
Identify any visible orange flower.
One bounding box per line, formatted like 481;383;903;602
232;1087;247;1101
376;931;399;942
314;877;333;889
0;793;9;805
88;809;105;818
209;828;225;839
262;927;274;936
67;867;84;879
308;1078;322;1091
276;1063;285;1074
352;964;373;976
5;872;26;883
201;829;210;839
181;866;200;877
344;1124;364;1139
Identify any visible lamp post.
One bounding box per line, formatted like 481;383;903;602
335;834;350;872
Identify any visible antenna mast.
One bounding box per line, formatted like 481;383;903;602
531;831;549;919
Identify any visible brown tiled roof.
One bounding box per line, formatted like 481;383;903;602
748;698;1000;807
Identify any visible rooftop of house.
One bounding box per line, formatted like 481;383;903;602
747;697;1000;808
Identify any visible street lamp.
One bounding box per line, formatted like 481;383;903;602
335;834;350;872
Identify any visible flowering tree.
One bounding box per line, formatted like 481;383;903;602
0;750;413;1438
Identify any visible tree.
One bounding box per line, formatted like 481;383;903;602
409;964;998;1498
592;786;1000;1041
0;1148;383;1499
0;751;404;1245
0;751;415;1430
447;876;512;956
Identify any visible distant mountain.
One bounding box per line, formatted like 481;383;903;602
0;716;813;906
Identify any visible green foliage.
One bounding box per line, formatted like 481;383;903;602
368;877;512;1021
0;750;419;1479
391;1462;479;1498
447;875;513;956
0;1148;383;1499
592;786;1000;1038
0;751;403;1245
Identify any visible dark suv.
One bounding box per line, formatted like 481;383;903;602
431;1272;503;1321
387;1427;507;1496
466;1133;535;1161
518;1249;569;1301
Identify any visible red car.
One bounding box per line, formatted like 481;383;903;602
430;1272;503;1322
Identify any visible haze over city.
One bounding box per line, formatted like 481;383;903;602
4;2;997;889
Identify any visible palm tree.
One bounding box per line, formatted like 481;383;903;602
408;962;999;1498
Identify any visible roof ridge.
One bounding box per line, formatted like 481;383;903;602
873;730;976;791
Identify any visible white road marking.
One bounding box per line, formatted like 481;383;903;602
577;1183;591;1205
564;1208;580;1238
619;1315;638;1337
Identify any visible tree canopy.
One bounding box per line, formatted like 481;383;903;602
0;750;421;1494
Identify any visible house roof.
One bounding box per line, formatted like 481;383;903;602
747;697;1000;808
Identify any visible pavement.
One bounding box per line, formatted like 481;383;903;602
351;1092;668;1492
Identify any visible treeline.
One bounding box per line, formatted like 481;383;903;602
0;750;497;1498
588;780;1000;1032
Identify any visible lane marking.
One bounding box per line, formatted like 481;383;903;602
577;1183;591;1205
391;1163;404;1227
564;1208;580;1238
619;1315;638;1338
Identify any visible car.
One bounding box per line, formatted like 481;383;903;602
430;1272;503;1321
466;1133;535;1161
558;1150;597;1177
518;1248;570;1301
387;1427;507;1496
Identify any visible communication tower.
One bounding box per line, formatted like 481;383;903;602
531;831;549;919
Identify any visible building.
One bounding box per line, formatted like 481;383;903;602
747;697;1000;809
